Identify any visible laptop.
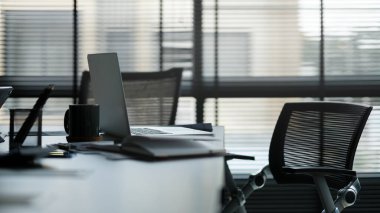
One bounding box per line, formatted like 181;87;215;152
87;52;212;138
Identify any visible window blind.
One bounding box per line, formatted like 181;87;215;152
77;0;193;73
0;0;73;76
202;0;380;174
0;0;195;125
0;0;380;175
77;0;160;73
0;0;74;125
324;1;380;76
203;0;320;77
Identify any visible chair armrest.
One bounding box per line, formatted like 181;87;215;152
225;153;255;161
282;166;356;177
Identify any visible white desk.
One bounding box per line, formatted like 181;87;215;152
0;127;225;213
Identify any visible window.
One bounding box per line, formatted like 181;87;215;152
0;0;74;126
1;0;380;174
201;0;380;173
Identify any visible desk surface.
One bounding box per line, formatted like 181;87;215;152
0;127;225;213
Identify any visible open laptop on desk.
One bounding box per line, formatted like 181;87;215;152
87;52;212;138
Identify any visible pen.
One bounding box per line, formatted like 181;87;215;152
47;150;73;158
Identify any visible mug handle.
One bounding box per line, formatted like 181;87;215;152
64;109;70;134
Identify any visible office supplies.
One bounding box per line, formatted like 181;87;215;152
87;135;225;161
13;85;54;148
0;146;57;168
9;108;43;148
87;52;212;138
46;150;73;158
177;123;213;132
0;85;56;168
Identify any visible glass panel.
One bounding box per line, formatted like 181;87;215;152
203;0;320;77
162;0;193;76
77;0;160;73
176;97;196;124
324;0;380;76
0;0;73;76
77;0;193;74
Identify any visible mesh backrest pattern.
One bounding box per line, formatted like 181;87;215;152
269;102;372;189
123;75;179;125
79;68;183;125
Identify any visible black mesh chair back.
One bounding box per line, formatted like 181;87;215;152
269;102;372;190
222;102;372;213
79;68;183;125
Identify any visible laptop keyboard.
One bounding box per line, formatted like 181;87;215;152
130;128;168;136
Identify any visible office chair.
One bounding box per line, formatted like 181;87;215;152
223;102;372;213
79;68;183;125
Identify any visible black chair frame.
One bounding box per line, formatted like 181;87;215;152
223;102;372;213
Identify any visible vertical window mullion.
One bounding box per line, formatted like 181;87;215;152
319;0;325;101
193;0;204;123
159;0;164;124
159;0;163;73
213;0;219;125
73;0;78;104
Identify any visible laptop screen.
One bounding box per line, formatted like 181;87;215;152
87;53;132;138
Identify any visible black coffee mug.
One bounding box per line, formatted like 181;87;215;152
64;104;100;142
